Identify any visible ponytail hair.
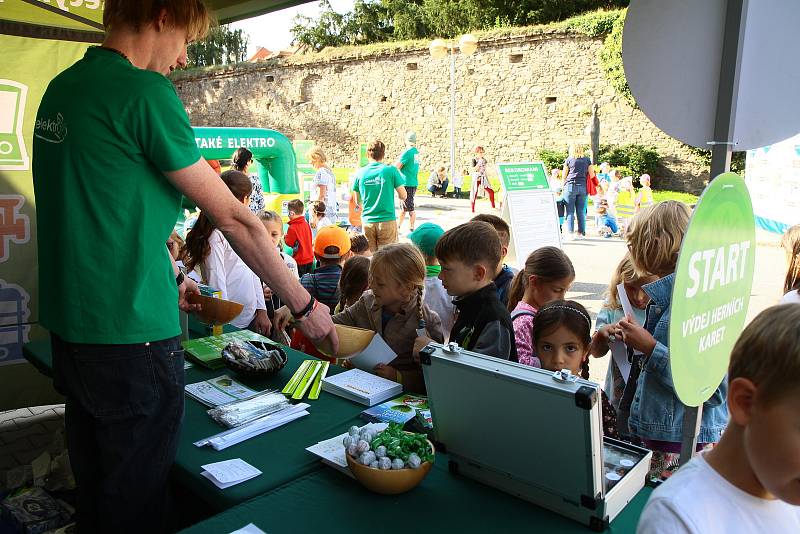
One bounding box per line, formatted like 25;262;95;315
231;147;253;172
370;243;426;314
507;246;575;311
781;224;800;295
338;255;370;310
183;170;252;273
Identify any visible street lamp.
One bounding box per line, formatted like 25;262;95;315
429;34;478;191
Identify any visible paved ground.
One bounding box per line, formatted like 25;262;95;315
0;194;786;484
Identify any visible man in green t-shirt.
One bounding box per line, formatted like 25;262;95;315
396;131;421;232
32;3;338;531
352;140;407;251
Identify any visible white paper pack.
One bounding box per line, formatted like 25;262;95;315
346;334;397;372
201;459;261;489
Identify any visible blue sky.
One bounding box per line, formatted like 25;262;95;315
231;0;355;56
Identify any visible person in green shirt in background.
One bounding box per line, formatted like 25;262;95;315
396;131;421;232
352;140;407;252
32;2;338;531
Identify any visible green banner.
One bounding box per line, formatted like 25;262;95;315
3;0;104;31
670;173;756;407
497;162;549;191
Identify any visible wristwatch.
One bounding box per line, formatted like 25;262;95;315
291;295;316;322
175;267;185;287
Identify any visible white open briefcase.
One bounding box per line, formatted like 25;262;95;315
420;343;652;531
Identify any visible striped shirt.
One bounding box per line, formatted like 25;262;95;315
300;264;342;314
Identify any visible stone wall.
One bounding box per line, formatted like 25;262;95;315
173;30;709;192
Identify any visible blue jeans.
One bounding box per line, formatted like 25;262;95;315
564;184;587;234
601;214;619;234
52;334;185;533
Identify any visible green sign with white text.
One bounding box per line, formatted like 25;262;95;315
497;162;549;191
670;173;756;407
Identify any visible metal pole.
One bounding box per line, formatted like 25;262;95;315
680;0;748;467
450;48;456;190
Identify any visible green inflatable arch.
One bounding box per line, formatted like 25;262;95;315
194;127;300;195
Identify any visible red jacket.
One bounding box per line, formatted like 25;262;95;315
284;216;313;266
587;168;599;196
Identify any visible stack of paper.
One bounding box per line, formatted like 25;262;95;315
200;459;262;489
321;369;402;406
194;403;310;451
305;423;388;477
183;330;274;369
185;375;260;407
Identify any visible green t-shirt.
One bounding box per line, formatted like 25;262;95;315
398;146;420;187
33;47;201;344
352;162;405;224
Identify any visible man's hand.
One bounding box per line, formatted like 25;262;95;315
295;301;339;355
619;316;657;356
272;305;292;333
252;309;272;337
178;277;201;313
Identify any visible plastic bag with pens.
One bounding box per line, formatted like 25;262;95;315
207;390;289;428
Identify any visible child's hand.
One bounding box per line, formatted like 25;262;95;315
340;358;354;369
589;324;621;357
618;316;657;356
412;336;434;363
373;363;399;381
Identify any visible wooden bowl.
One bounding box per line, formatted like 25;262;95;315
318;324;375;358
345;441;435;495
187;294;243;325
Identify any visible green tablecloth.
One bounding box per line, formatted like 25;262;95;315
180;455;651;533
22;332;366;512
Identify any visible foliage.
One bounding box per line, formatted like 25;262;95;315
187;25;249;67
684;145;746;175
562;8;621;36
598;144;661;177
537;148;568;172
290;0;629;50
652;190;698;205
597;11;633;106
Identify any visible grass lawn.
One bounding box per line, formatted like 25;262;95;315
332;167;699;204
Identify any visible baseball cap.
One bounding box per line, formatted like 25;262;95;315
314;225;352;259
406;131;417;145
409;222;444;257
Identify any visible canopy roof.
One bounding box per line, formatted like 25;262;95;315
0;0;310;42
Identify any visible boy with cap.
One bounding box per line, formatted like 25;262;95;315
299;225;352;314
396;131;421;232
637;304;800;533
409;222;456;337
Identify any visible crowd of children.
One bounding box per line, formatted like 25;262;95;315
178;145;800;531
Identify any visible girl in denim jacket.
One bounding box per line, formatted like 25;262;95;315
611;202;728;478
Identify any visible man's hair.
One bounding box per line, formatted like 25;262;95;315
729;304;800;405
287;199;304;215
103;0;213;41
435;222;501;268
367;140;385;161
471;214;510;248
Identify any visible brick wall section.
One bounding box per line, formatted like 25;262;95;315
173;31;709;193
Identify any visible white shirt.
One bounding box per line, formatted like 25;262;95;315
780;290;800;304
313;167;338;221
202;229;266;328
424;276;455;341
280;250;299;279
637;454;800;534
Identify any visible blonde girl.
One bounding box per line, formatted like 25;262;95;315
259;210;299;279
332;243;444;392
614;201;727;478
307;146;338;223
506;247;575;367
780;224;800;303
590;254;657;410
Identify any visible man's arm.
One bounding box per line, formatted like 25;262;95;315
395;186;408;200
165;160;337;350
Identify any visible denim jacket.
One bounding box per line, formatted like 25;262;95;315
627;274;728;444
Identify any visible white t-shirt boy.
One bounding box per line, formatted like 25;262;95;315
637;454;800;534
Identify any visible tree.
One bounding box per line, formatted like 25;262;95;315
187;25;249;67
